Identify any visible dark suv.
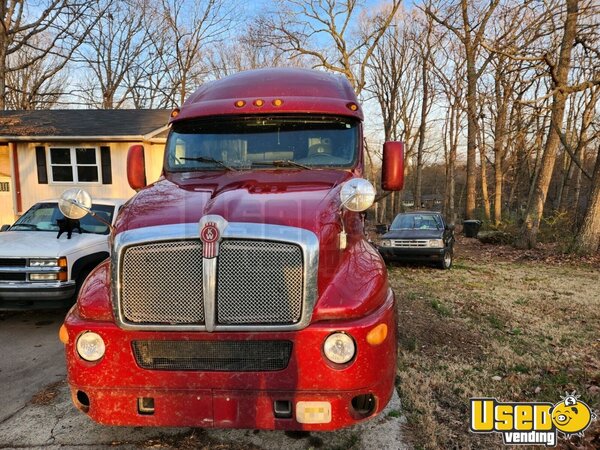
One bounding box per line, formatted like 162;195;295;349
377;212;455;269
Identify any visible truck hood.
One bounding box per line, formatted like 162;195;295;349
0;231;107;258
115;169;356;236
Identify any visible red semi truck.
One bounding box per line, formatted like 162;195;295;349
60;68;404;430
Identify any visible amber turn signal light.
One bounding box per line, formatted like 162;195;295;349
366;323;388;346
59;324;69;344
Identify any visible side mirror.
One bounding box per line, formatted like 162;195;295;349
0;224;10;232
382;141;404;191
59;188;114;233
127;145;147;191
59;188;93;219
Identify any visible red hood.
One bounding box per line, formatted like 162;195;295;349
115;169;354;236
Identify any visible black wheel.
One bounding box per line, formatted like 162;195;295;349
440;249;453;270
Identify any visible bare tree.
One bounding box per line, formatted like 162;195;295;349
150;0;234;107
4;34;67;109
366;7;422;221
424;0;501;219
74;0;152;109
205;26;309;79
0;0;97;109
263;0;401;96
518;0;582;248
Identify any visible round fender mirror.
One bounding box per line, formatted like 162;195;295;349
59;188;93;219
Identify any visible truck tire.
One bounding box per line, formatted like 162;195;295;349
440;249;453;270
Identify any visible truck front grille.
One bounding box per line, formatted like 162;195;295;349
121;240;205;324
0;273;26;281
0;258;27;267
391;239;428;248
217;240;303;324
132;340;293;371
119;239;303;327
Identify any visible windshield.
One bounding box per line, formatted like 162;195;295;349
10;202;114;235
165;115;359;171
391;214;442;230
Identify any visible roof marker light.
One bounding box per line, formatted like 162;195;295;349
272;98;284;107
234;100;246;108
170;108;180;118
346;103;359;111
253;99;265;107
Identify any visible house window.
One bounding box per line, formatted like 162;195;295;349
0;182;9;192
49;147;100;183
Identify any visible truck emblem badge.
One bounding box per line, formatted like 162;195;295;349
201;222;219;258
199;215;228;259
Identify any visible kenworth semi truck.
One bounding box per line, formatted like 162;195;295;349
60;68;405;430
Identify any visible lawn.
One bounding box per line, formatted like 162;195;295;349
388;236;600;449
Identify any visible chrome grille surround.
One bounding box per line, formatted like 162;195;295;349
391;239;428;248
113;222;319;332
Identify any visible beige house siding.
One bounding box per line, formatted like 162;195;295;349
12;141;165;219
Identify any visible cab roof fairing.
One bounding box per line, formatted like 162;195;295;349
169;68;364;123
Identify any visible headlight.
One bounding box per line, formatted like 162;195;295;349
29;257;67;267
323;332;356;364
76;332;105;362
380;239;392;247
340;178;376;212
30;258;59;267
428;239;444;248
30;273;58;281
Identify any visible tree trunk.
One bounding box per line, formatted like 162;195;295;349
465;52;478;219
478;122;491;220
0;45;6;110
415;47;430;209
518;0;579;248
573;150;600;254
493;78;509;225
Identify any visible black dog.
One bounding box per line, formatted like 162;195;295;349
56;218;82;239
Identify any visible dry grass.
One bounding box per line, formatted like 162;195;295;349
388;237;600;449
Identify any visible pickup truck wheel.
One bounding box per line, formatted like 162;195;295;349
440;250;453;270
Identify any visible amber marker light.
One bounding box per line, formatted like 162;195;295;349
234;100;246;108
58;257;67;268
170;108;180;118
253;99;265;107
59;324;69;344
346;102;359;111
272;98;284;107
366;323;388;346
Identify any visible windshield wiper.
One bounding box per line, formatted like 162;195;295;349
180;156;237;171
253;160;312;170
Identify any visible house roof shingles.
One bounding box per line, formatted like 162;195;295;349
0;109;171;139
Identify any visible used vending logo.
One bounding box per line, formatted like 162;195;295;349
470;392;596;446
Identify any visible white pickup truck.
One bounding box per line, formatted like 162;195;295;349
0;198;126;309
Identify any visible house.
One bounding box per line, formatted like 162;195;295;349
0;109;171;224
